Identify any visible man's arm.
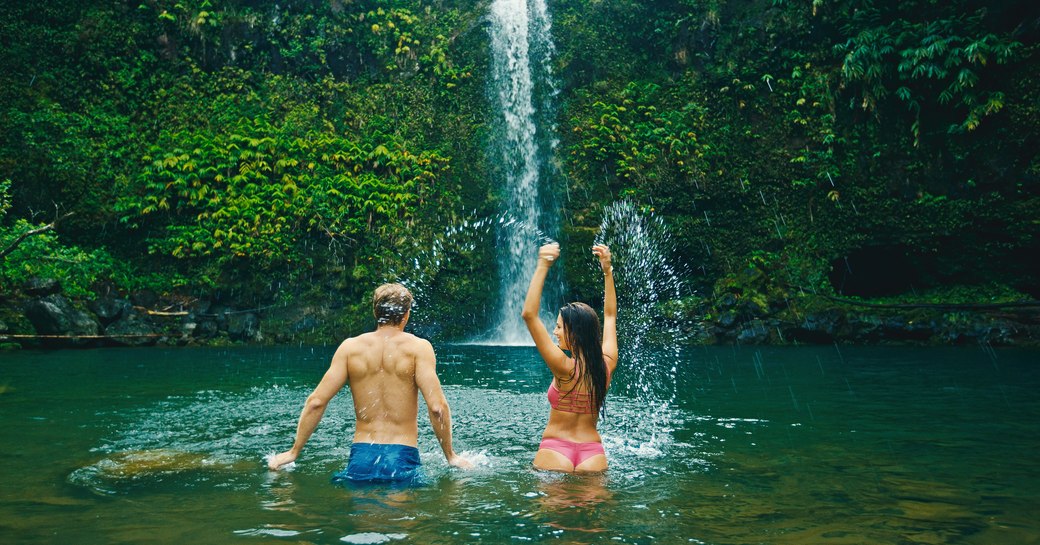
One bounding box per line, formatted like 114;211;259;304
414;339;470;468
268;341;350;470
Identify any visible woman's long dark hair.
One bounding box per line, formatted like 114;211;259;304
560;302;608;414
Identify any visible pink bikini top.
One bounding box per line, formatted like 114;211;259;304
547;358;611;414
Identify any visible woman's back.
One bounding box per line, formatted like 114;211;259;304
522;242;617;472
543;359;610;442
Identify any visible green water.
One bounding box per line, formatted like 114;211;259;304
0;344;1037;544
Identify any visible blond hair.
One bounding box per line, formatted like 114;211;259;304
373;283;413;325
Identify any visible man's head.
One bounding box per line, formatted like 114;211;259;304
373;283;413;326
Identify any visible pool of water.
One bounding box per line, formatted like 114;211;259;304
1;344;1037;544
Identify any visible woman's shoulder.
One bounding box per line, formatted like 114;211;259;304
554;357;578;382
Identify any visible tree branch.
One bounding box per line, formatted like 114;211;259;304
816;293;1040;311
0;212;74;262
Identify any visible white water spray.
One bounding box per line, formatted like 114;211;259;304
597;201;691;452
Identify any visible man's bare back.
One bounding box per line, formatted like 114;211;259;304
267;283;469;477
342;329;433;446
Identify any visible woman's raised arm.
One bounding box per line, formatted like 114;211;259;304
522;243;568;373
593;244;618;372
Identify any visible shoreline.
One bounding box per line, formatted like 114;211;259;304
4;293;1037;350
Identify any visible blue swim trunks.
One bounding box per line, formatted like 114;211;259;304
331;443;425;485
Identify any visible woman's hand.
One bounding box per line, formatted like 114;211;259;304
538;243;560;266
592;244;612;274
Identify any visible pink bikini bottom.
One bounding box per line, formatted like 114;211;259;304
538;438;605;467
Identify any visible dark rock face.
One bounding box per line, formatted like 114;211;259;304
291;315;319;334
194;320;220;338
718;311;738;329
786;310;844;343
89;296;133;325
24;295;100;346
878;316;934;341
24;277;61;297
208;305;231;330
130;289;159;309
105;315;159;346
228;312;261;341
736;319;770;344
935;313;1020;344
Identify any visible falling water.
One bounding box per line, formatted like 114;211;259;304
487;0;562;344
383;212;557;343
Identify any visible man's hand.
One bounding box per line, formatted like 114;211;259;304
448;453;474;469
267;450;298;470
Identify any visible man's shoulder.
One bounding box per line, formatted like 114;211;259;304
337;333;376;351
341;331;432;350
399;332;433;350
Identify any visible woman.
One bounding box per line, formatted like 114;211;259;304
521;242;618;472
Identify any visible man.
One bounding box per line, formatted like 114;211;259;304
268;283;470;482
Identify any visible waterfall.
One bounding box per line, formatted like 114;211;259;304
486;0;561;344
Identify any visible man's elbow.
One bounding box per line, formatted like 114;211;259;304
427;401;449;420
305;395;328;412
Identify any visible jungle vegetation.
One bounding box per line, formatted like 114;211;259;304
1;0;1037;341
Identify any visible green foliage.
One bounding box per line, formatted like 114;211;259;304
117;117;449;272
834;11;1020;144
137;0;477;84
566;81;711;209
0;0;1037;343
2;0;485;302
862;283;1032;306
0;179;10;219
0;219;115;297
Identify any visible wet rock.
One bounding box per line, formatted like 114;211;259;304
786;310;844;343
194;320;219;338
180;318;197;338
718;293;739;309
228;312;261;342
89;296;132;325
291;315;319;334
105;316;158;347
736;319;770;344
690;324;715;344
191;299;212;315
845;314;884;342
24;277;61;297
207;305;231;330
718;311;738;329
937;314;1018;345
808;310;843;335
879;316;933;341
973;320;1017;344
24;294;100;345
739;298;769;317
130;289;158;309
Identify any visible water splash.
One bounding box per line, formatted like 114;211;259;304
385;212;557;344
596;201;691;442
487;0;563;344
263;453;296;471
